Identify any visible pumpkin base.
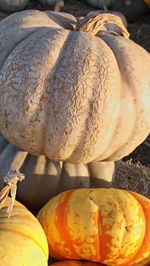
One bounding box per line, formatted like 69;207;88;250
88;161;116;188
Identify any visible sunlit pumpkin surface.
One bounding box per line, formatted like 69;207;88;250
38;188;150;266
0;11;150;164
0;197;48;266
49;260;103;265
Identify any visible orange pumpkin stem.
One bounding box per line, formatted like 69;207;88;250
0;170;25;218
75;13;130;38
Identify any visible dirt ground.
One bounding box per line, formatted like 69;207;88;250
0;0;150;198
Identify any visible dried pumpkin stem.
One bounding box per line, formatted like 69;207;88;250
0;170;25;218
75;13;130;39
53;0;64;12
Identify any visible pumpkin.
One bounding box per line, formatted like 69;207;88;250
0;0;29;13
37;188;150;266
49;261;104;266
113;0;150;22
0;11;150;164
38;0;64;11
0;133;115;211
0;197;48;265
38;0;63;6
86;0;116;8
38;0;61;5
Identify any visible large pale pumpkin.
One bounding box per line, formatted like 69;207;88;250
0;0;29;13
0;11;150;164
37;188;150;266
0;133;115;211
0;197;48;265
49;261;104;265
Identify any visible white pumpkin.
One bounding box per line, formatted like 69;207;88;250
0;10;150;164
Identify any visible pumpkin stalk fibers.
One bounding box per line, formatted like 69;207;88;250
75;13;129;38
0;170;25;218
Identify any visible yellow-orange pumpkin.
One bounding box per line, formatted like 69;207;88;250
0;197;48;266
38;188;150;266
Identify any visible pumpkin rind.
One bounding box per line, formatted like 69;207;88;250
49;261;103;265
0;11;150;163
37;188;150;266
0;134;114;211
0;197;48;266
38;0;62;6
0;0;29;13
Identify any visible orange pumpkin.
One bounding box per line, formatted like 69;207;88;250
49;261;104;266
38;188;150;266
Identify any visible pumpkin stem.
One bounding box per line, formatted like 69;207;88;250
0;170;25;218
74;13;130;38
53;0;64;12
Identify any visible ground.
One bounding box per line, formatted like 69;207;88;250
0;0;150;198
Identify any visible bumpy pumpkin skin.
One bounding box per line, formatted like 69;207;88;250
0;197;48;266
0;11;150;164
0;0;29;13
37;188;150;266
0;134;115;211
86;0;116;8
49;261;103;265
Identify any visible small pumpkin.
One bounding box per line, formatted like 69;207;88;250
86;0;116;8
38;0;64;11
37;188;150;266
0;11;150;164
0;134;115;211
0;197;48;266
38;0;61;5
0;0;29;13
144;0;150;5
49;261;104;266
113;0;150;22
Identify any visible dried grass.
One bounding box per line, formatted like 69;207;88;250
113;160;150;198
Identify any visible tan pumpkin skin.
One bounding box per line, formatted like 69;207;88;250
0;134;115;211
37;188;150;266
0;11;150;164
0;197;48;266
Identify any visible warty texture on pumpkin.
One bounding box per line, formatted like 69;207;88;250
0;10;150;164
